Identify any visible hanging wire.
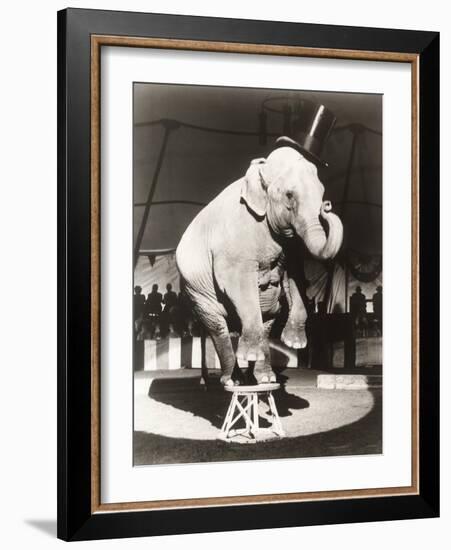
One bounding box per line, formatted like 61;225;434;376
134;105;381;262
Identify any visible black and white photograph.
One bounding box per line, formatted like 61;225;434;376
132;83;383;466
0;0;444;545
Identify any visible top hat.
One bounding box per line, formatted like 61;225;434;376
275;100;336;167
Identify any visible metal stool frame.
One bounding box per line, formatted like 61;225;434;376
220;384;285;441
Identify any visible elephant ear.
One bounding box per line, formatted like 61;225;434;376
240;158;268;218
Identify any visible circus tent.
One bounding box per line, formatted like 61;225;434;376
133;84;383;312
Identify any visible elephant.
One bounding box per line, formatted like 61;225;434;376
176;146;343;386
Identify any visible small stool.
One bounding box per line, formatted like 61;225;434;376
220;383;285;441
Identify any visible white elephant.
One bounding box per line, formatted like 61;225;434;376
176;146;343;386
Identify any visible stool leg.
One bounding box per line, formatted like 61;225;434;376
243;395;250;434
268;392;285;437
229;395;253;434
253;393;259;433
221;393;237;437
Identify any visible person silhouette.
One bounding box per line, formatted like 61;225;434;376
145;284;163;315
145;284;163;339
178;291;196;336
133;285;146;336
163;283;178;310
372;285;383;333
134;285;145;315
350;286;368;336
163;284;179;336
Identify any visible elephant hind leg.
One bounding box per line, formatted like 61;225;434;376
193;301;237;386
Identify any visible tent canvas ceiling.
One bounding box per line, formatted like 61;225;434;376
133;82;382;311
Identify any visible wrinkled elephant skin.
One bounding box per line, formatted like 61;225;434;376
176;146;343;385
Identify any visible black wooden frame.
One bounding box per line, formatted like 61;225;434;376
57;8;439;541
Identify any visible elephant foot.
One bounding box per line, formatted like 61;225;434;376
281;323;308;349
253;361;277;385
220;375;239;387
220;364;243;387
254;371;277;384
236;334;265;363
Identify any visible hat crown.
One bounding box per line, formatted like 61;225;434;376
276;100;336;167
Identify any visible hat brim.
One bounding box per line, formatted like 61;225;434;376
275;136;328;168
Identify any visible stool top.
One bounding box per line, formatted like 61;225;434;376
224;383;280;393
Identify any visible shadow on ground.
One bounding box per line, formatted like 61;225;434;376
135;387;382;466
148;372;309;430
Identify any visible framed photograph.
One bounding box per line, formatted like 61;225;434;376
57;8;439;541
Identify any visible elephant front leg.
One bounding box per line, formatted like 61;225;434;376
253;319;277;384
236;296;265;367
193;301;237;387
216;263;265;367
209;327;238;387
281;275;308;349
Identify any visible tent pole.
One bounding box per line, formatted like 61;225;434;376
341;126;360;315
345;262;349;313
133;120;178;269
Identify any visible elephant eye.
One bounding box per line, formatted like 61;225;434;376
286;191;294;200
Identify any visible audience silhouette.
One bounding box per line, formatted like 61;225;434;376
350;286;368;336
145;284;163;315
372;285;383;334
135;282;200;340
133;286;146;335
135;281;383;341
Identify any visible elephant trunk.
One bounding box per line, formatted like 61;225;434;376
298;201;343;260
